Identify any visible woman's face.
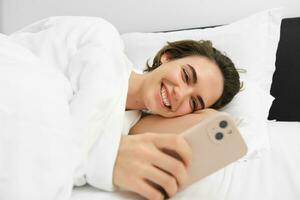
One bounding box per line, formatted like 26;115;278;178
143;54;223;118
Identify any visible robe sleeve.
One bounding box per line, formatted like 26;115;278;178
68;46;132;192
11;17;133;192
64;20;133;191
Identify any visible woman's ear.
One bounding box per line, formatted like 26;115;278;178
160;52;172;64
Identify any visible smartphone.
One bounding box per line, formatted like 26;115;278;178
177;111;248;190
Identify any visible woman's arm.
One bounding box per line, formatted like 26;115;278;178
130;108;218;135
119;108;218;199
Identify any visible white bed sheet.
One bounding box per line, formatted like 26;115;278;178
71;121;300;200
225;121;300;200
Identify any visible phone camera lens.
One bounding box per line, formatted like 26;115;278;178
215;132;224;140
219;120;228;128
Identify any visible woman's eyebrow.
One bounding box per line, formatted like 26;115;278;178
187;64;197;84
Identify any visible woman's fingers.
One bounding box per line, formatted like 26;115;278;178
152;134;193;169
113;133;193;199
113;135;168;199
132;178;165;200
142;164;178;198
150;146;189;189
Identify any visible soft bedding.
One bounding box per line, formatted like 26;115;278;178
70;9;300;200
70;121;300;200
1;8;298;200
224;121;300;200
0;33;75;200
10;16;135;192
1;16;135;199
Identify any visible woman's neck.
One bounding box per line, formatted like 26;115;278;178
126;71;146;110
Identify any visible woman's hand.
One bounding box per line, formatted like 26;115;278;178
113;133;192;200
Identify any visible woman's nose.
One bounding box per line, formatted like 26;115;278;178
173;85;193;105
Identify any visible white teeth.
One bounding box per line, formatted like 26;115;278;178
161;85;171;107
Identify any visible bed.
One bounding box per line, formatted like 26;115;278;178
1;1;300;200
69;11;300;200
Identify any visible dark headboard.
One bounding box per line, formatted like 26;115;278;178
268;17;300;121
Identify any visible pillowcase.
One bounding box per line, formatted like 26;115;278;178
122;8;281;94
121;9;282;159
219;81;273;160
268;17;300;121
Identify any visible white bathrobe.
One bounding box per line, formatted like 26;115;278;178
10;17;141;193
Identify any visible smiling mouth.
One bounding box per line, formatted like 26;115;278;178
160;83;171;109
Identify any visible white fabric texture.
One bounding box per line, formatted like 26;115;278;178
121;9;282;159
121;8;282;95
10;16;135;192
0;34;75;200
219;81;273;160
70;121;300;200
3;10;285;200
223;121;300;200
122;110;142;136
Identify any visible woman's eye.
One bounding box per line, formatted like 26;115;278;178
190;97;197;112
182;68;189;82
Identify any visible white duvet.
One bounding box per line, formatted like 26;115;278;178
0;17;134;199
0;33;75;200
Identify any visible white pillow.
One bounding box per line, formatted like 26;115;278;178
122;8;281;96
220;81;273;160
121;9;282;159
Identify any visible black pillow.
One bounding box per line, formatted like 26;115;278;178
268;17;300;121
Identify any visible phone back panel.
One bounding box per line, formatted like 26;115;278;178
181;112;247;189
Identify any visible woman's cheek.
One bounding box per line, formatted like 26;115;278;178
175;102;191;116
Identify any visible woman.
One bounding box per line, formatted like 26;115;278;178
114;40;240;200
10;17;240;200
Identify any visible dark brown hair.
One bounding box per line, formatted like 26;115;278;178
144;39;241;110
